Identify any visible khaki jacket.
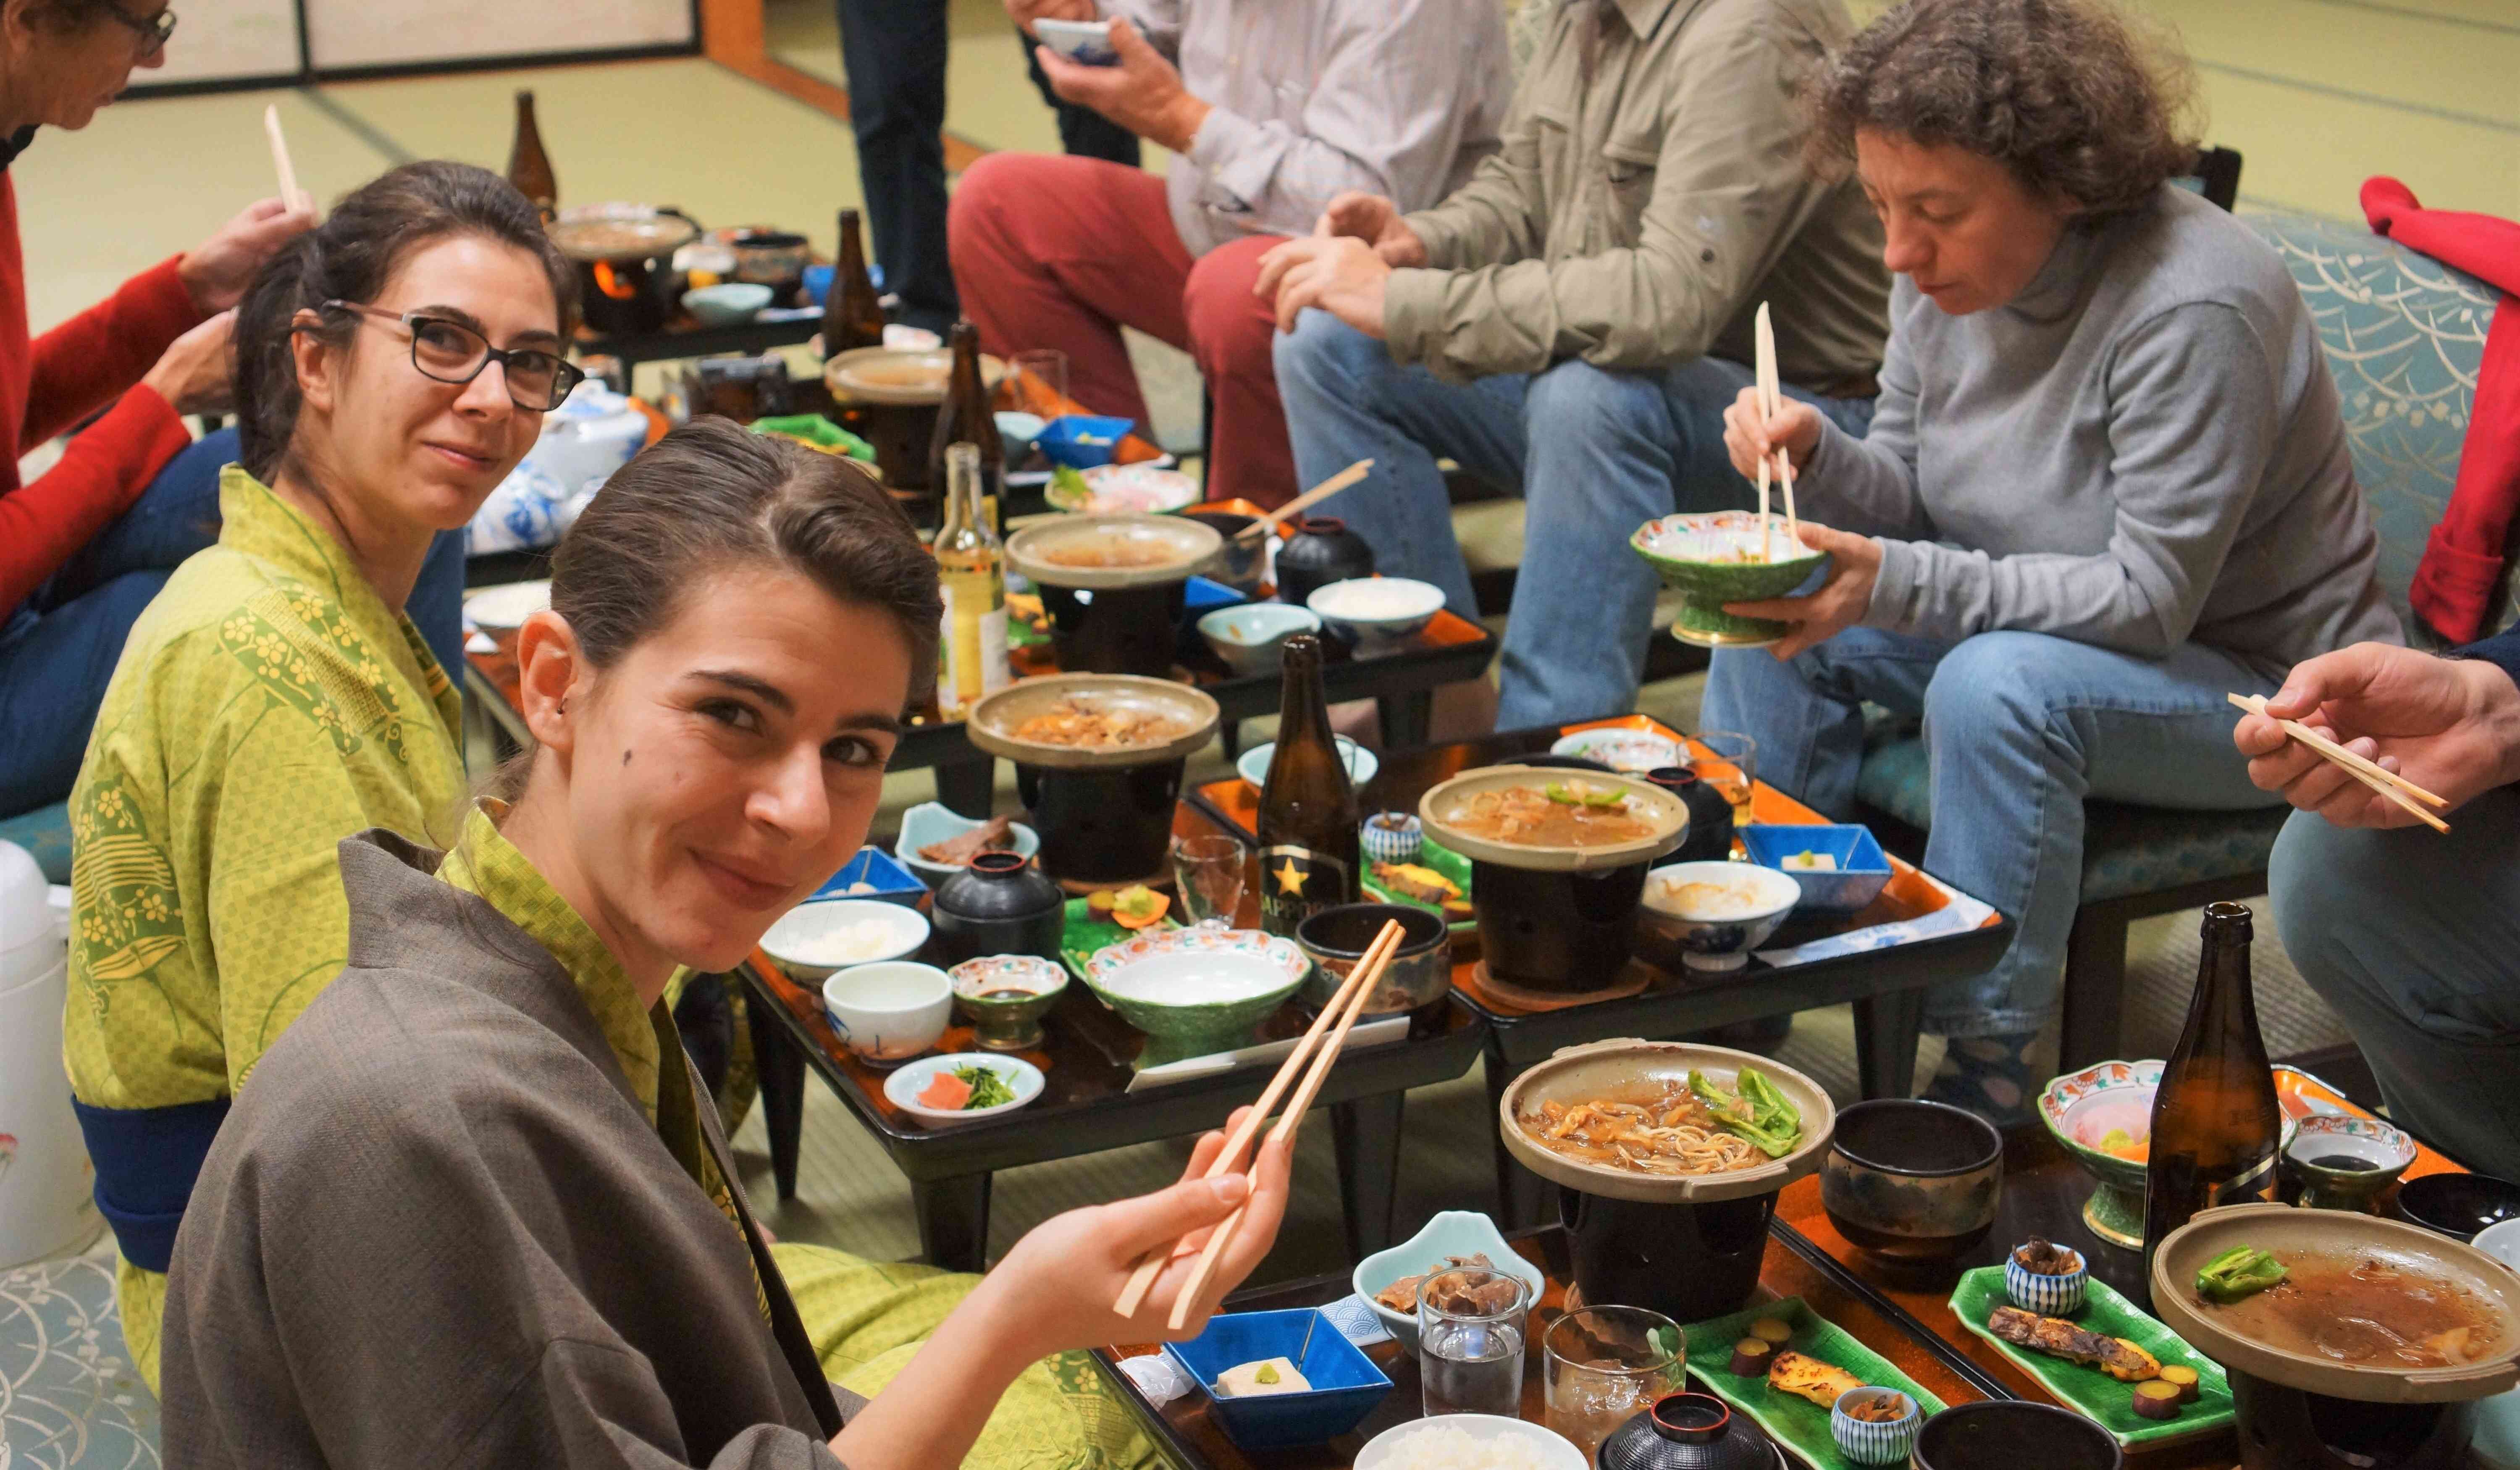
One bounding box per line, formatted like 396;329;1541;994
1386;0;1887;389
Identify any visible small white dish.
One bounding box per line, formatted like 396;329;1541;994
1032;16;1118;64
1353;1414;1586;1470
1237;737;1377;793
1199;604;1322;677
764;897;931;982
1551;727;1683;774
1306;577;1446;646
462;579;552;630
1350;1209;1545;1352
1638;860;1801;971
882;1052;1044;1126
892;801;1042;887
821;961;953;1065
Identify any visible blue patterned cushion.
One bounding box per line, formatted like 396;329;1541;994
0;799;71;885
2246;210;2505;635
0;1255;159;1467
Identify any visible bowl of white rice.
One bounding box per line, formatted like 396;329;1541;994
1353;1415;1587;1470
1307;576;1447;646
1637;860;1801;971
763;897;932;981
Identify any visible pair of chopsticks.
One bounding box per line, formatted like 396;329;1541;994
1233;459;1373;542
1752;302;1798;560
1113;917;1404;1328
264;104;312;215
2227;692;2450;832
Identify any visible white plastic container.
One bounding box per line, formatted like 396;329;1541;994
0;842;100;1268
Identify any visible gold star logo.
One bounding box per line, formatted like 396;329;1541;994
1273;857;1309;895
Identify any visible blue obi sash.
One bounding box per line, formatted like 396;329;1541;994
69;1095;232;1273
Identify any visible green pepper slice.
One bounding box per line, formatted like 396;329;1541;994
2195;1245;2289;1303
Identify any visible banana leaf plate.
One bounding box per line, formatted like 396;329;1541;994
1359;835;1475;936
1948;1266;2233;1447
1683;1296;1946;1470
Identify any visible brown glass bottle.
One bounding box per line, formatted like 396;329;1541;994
506;90;557;218
1256;635;1360;937
927;320;1004;511
823;207;887;357
2142;901;2282;1280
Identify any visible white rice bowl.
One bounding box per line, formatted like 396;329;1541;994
1354;1415;1586;1470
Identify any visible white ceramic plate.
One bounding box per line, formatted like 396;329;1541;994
882;1053;1045;1126
464;579;552;630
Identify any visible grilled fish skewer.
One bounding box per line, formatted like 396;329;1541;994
1986;1306;2161;1382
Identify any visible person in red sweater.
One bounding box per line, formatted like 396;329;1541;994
0;0;322;816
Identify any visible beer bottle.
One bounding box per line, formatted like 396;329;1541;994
823;207;887;357
2142;901;2282;1279
1257;635;1360;937
933;442;1010;717
506;90;558;219
928;320;1005;515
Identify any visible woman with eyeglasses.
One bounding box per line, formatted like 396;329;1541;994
64;160;582;1391
0;0;358;820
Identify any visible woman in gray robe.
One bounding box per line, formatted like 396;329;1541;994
158;420;1294;1470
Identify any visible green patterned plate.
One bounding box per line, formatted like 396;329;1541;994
1683;1297;1946;1470
1360;835;1475;934
1948;1267;2233;1447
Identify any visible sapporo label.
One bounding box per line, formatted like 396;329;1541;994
1258;844;1351;933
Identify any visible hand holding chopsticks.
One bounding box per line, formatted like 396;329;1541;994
1110;918;1404;1324
2227;692;2450;833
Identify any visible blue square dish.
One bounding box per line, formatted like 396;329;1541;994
811;847;927;906
1163;1309;1393;1450
1740;824;1893;914
1035;414;1135;470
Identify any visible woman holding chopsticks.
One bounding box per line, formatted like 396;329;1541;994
157;418;1295;1470
1700;0;2400;1125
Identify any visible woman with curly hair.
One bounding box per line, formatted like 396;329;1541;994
1704;0;2400;1121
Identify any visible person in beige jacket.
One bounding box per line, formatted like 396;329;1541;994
1262;0;1887;727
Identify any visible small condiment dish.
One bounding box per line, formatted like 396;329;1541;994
947;953;1067;1052
1360;810;1423;866
1830;1386;1922;1465
881;1051;1042;1127
1349;1208;1544;1351
820;961;952;1066
1738;824;1892;914
1198;603;1321;677
2287;1113;2417;1211
2003;1239;2090;1315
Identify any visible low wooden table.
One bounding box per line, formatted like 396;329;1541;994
1189;719;2015;1227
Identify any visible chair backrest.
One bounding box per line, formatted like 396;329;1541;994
2174;146;2244;212
2246;210;2515;640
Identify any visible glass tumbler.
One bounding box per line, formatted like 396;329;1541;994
1418;1268;1530;1418
1543;1306;1683;1462
1170;834;1247;926
1694;730;1759;831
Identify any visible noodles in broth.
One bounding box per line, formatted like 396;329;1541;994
1520;1082;1762;1176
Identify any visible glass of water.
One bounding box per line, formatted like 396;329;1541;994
1169;835;1247;926
1543;1306;1683;1462
1418;1267;1531;1418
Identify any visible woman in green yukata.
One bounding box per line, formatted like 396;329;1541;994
158;419;1295;1470
64;160;580;1390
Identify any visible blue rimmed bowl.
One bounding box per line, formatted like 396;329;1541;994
1163;1308;1393;1450
1350;1209;1546;1351
1198;603;1321;677
1739;824;1892;914
2003;1242;2090;1315
1832;1386;1923;1465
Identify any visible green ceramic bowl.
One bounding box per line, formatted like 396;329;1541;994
1630;512;1829;648
1082;927;1311;1068
2039;1059;2298;1249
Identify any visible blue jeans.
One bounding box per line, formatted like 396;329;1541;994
2269;791;2520;1180
0;429;468;816
1272;312;1874;727
1702;627;2286;1038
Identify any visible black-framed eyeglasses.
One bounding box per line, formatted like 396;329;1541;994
100;1;177;58
323;300;585;412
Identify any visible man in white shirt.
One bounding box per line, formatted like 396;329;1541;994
952;0;1510;507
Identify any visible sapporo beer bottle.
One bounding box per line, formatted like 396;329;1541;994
506;90;557;219
932;442;1010;717
823;207;887;357
1256;635;1360;936
2141;901;2282;1279
927;320;1005;513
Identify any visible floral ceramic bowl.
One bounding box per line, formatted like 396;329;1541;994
2039;1059;2297;1248
1630;511;1830;648
1549;727;1684;774
948;954;1068;1053
1084;927;1311;1067
2287;1113;2417;1210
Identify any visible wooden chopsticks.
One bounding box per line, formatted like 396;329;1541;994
264;104;310;215
1235;459;1373;542
1110;917;1404;1323
2228;693;2450;833
1753;302;1799;556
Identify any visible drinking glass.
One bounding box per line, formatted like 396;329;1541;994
1418;1268;1530;1418
1012;348;1069;415
1170;835;1247;926
1695;731;1759;830
1543;1306;1683;1462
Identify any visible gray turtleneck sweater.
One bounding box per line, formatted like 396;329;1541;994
1802;184;2402;677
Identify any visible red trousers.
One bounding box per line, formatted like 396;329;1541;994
948;152;1297;508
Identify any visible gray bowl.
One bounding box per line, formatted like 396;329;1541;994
1294;903;1451;1016
1819;1099;2003;1271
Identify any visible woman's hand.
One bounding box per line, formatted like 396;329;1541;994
179;198;318;315
1316;192;1428;268
977;1109;1295;1361
141;311;237;416
1722;522;1880;661
2233;642;2520;827
1722;385;1823;483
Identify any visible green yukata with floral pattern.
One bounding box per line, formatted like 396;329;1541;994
442;803;1168;1470
63;467;467;1391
